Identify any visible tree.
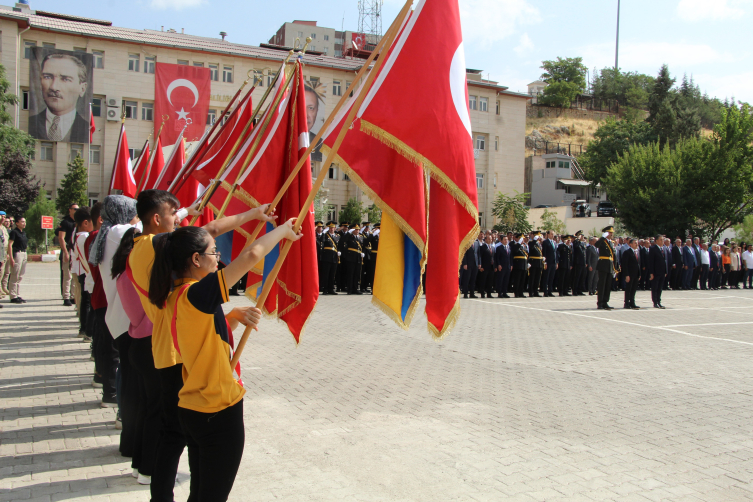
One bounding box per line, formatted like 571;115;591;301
734;215;753;243
647;65;675;122
337;197;365;226
539;209;566;234
539;57;587;107
491;191;532;234
0;150;40;218
55;154;88;215
313;186;329;222
24;187;57;253
0;125;35;158
579;118;657;186
366;204;381;225
0;64;18;126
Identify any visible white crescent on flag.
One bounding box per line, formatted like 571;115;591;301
166;79;200;107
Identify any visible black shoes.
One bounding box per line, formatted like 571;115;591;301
10;297;26;304
63;299;73;306
654;304;666;309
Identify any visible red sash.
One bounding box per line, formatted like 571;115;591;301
125;259;149;297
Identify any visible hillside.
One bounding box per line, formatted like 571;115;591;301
525;115;602;157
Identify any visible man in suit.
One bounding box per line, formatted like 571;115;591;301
494;235;511;298
460;236;480;299
477;234;495;298
557;235;572;296
662;238;673;290
648;234;668;308
595;226;618;310
682;239;696;290
510;233;528;298
319;222;340;295
542;230;557;297
639;240;650;290
29;53;90;143
691;237;702;289
586;236;599;295
622;239;641;309
709;243;720;290
671;239;684;290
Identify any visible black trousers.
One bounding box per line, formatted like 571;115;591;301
700;264;709;290
572;266;586;294
179;400;245;502
624;274;638;306
543;266;556;295
512;268;526;297
114;335;137;458
691;266;701;289
596;267;612;307
477;269;493;296
529;267;542;296
78;275;89;332
558;267;570;295
651;275;664;306
94;308;118;400
344;260;362;293
320;261;337;293
151;364;188;502
495;268;510;295
130;336;162;476
460;265;477;295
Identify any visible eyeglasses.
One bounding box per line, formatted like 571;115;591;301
200;251;221;259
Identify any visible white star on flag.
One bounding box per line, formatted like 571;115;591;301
176;107;190;120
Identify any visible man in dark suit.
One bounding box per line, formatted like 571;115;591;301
29;53;90;143
639;240;650;290
691;237;702;289
671;239;684;290
571;232;586;295
319;222;340;295
477;235;495;298
682;239;696;290
709;243;720;290
494;235;511;298
662;238;672;290
460;244;478;299
586;236;599;295
622;239;641;309
541;230;557;297
557;235;572;296
648;234;668;308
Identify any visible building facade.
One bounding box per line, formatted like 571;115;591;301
0;2;526;229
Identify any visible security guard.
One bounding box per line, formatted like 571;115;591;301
510;233;529;298
528;231;544;297
320;221;340;295
341;224;363;294
596;225;618;310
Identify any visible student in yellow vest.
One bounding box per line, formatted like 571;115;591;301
127;189;276;502
148;219;302;501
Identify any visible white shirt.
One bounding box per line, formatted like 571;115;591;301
742;250;753;269
103;222;142;338
700;249;710;265
46;108;77;141
72;231;90;276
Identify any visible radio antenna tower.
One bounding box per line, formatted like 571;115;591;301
358;0;383;47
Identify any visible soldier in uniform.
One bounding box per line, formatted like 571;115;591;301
572;231;587;296
557;235;572;296
528;231;544;297
341;224;364;294
596;225;618;310
335;222;348;291
315;221;324;293
320;221;340;295
365;222;379;293
510;233;528;298
360;222;372;292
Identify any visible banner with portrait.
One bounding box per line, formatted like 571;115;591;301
28;47;94;143
304;76;326;162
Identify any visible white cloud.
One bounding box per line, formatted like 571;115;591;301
459;0;539;48
150;0;206;10
676;0;751;22
691;70;753;103
513;33;534;56
580;41;735;72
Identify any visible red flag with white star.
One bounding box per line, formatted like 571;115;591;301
154;63;211;146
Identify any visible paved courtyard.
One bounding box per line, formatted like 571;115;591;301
2;262;753;501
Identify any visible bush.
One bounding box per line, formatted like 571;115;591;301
24;187;57;252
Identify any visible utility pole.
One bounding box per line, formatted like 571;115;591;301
615;0;621;72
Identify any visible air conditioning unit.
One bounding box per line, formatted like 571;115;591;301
106;108;120;121
106;96;121;108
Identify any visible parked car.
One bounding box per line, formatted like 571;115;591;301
597;200;616;217
535;204;555;208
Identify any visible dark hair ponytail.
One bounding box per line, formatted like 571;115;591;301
148;226;210;308
111;227;141;279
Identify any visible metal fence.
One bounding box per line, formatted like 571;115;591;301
530;140;586;157
528;91;620;114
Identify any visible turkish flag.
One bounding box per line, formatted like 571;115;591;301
143;136;165;191
132;139;150;192
89;103;95;143
109;123;136;197
155;63;211;146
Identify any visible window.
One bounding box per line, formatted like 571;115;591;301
91;98;102;117
324;35;329;41
343;172;350;181
328;165;338;179
144;56;156;74
22;90;29;110
207;109;217;125
142;102;154;121
297;31;303;38
209;64;219;81
128;53;140;72
223;66;233;83
309;45;316;51
475;135;485;150
93;50;104;69
476;173;484;189
253;69;263;87
326;204;337;221
90;145;101;164
267;71;277;87
479;97;488;112
468;95;477;110
40;142;53;161
193;62;204;67
496;100;500;115
332;80;342;97
73;47;86;53
88;195;99;207
346;81;353;97
309;76;320;86
323;47;328;55
124;100;138;119
70;143;83;162
42;42;55;49
495;136;499;151
177;59;189;65
23;41;36;59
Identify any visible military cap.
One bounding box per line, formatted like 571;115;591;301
327;221;337;228
575;230;583;236
374;223;381;229
602;225;615;233
315;221;323;228
514;232;523;239
350;224;360;230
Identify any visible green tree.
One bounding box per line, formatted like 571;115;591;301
366;204;381;225
0;150;40;218
0;64;18;126
539;57;587;107
313;186;329;222
579;118;657;186
491;191;532;234
337;197;365;226
734;215;753;243
55;154;88;215
539;208;566;234
0;125;35;158
24;187;57;253
647;64;675;122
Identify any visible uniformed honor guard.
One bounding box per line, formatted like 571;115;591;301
528;231;544;297
315;221;324;293
360;221;372;292
320;221;340;295
342;223;364;294
596;225;618;310
510;233;528;298
336;222;348;291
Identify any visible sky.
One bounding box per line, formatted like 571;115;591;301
24;0;753;103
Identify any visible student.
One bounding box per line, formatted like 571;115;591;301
128;189;275;502
148;219;302;501
73;207;93;340
84;203;104;384
7;217;28;304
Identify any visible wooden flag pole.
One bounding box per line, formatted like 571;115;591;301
188;53;296;225
229;0;412;370
136;115;167;195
